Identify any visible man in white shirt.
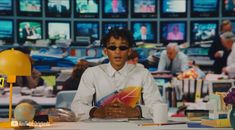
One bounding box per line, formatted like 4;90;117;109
71;28;162;120
158;43;188;75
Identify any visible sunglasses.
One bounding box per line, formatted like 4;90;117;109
107;45;129;51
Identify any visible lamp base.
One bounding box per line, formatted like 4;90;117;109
0;121;11;128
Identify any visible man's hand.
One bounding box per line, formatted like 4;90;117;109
214;51;224;58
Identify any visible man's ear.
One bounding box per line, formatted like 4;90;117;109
103;48;108;56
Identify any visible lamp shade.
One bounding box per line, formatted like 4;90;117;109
0;49;31;76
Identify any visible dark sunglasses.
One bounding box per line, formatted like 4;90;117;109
107;46;129;51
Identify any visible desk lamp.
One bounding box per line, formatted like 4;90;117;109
0;49;31;128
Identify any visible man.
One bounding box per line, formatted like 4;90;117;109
158;43;188;75
71;28;162;120
136;24;153;41
221;32;235;77
127;50;144;67
209;20;233;74
167;24;183;40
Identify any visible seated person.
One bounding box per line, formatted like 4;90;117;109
14;47;44;89
158;43;188;75
127;50;144;67
71;28;162;120
62;59;90;91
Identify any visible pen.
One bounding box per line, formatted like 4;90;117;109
138;121;186;126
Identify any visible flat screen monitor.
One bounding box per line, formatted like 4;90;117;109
0;19;13;44
191;0;219;17
190;21;218;46
160;21;187;45
102;21;128;36
131;0;157;18
46;21;71;40
17;0;42;17
222;0;235;17
17;20;42;44
74;21;99;45
74;0;99;18
102;0;128;18
0;0;13;16
131;21;157;43
160;0;187;18
45;0;71;17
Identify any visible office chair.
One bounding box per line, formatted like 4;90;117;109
55;90;76;110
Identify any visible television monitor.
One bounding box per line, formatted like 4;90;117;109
131;21;157;43
0;0;13;16
0;19;13;44
17;0;42;17
222;0;235;17
191;0;219;17
190;21;218;46
46;21;71;40
231;20;235;34
102;0;128;18
131;0;157;18
160;0;187;18
45;0;71;17
160;21;187;45
74;0;99;18
102;21;128;36
74;21;99;45
17;20;42;44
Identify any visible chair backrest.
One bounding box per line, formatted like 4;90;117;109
55;90;77;110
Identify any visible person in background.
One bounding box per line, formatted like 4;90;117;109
127;50;144;67
135;24;153;41
209;20;233;74
221;32;235;77
167;24;183;40
158;43;188;75
14;47;44;89
62;59;90;91
71;28;162;120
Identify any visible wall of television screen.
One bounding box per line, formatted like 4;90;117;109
0;0;235;47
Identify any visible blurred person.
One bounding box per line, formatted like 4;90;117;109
71;28;162;120
22;23;37;40
135;24;153;41
167;24;183;40
209;20;233;74
158;43;188;75
106;0;125;13
127;50;144;67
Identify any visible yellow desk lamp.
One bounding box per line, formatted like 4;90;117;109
0;49;31;128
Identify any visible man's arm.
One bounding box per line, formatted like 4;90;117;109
180;53;189;72
157;51;167;71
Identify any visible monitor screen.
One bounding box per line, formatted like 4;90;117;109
0;0;13;16
160;21;187;45
160;0;187;18
186;47;209;56
131;21;157;43
46;0;71;17
131;0;157;18
191;0;219;17
74;21;99;44
102;21;128;36
46;21;71;40
190;21;218;45
231;20;235;34
102;0;128;18
17;0;42;16
0;19;13;44
75;0;99;18
222;0;235;17
17;20;42;44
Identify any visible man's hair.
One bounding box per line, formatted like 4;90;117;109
167;43;179;52
128;50;139;60
220;31;235;42
100;28;135;47
220;20;232;31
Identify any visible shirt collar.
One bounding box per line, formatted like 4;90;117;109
107;62;129;77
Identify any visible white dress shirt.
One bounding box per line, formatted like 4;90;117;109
71;63;162;120
227;42;235;77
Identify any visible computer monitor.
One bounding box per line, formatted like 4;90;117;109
17;20;42;44
190;0;219;17
231;20;235;34
102;0;128;18
190;20;218;46
46;21;71;40
0;19;13;44
131;0;157;18
209;80;234;94
222;0;235;17
0;0;13;16
102;21;128;36
74;21;99;45
45;0;71;17
17;0;42;17
160;21;187;46
74;0;99;18
160;0;187;18
131;21;157;43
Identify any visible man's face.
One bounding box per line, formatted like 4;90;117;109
166;47;177;60
140;26;147;35
104;36;131;70
221;38;233;50
112;0;118;8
